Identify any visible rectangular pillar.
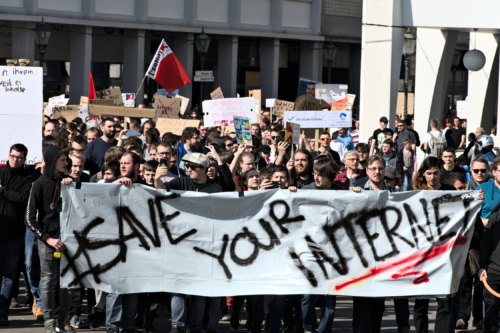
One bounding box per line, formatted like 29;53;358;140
261;38;280;100
11;22;36;62
69;26;93;104
299;41;322;81
217;36;238;97
122;29;145;105
175;33;194;102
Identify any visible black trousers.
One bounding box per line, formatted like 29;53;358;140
352;297;385;333
413;296;453;333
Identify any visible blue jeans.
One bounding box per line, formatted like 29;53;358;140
402;169;413;191
188;296;221;330
171;293;186;328
0;237;24;320
106;293;138;333
25;228;42;309
301;294;336;333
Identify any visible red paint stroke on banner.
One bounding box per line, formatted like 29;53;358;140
334;235;467;291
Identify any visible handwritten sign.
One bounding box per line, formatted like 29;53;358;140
0;66;42;165
89;105;156;119
60;185;480;297
96;87;124;106
273;100;295;118
202;97;258;127
153;95;181;119
45;94;69;116
210;87;224;100
52;105;80;122
234;116;252;146
156;118;201;136
284;111;352;128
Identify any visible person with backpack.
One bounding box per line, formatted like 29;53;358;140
422;118;446;158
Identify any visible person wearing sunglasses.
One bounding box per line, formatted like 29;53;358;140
313;131;341;164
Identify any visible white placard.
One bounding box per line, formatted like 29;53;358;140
0;66;42;164
266;98;276;108
45;94;69;116
284;111;352;128
60;184;479;297
202;97;258;126
456;100;468;119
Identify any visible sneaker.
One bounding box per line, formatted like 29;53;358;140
89;307;105;329
70;315;87;329
44;319;57;333
32;300;37;314
10;297;19;308
455;319;467;330
34;307;44;321
171;324;185;333
63;323;76;333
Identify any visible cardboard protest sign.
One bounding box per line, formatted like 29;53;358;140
249;89;261;116
315;84;348;110
273;100;295;118
202;97;258;126
122;93;136;107
96;87;124;106
45;94;69;116
347;94;356;110
61;184;480;297
233;116;252;146
396;92;414;116
153;95;181;119
294;94;322;111
175;94;190;115
285;122;301;145
89;99;114;106
0;66;43;165
89;104;156;119
210;87;224;100
80;96;88;106
284;111;352;128
156;118;200;136
52;105;80;122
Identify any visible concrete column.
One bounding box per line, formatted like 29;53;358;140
11;22;36;62
122;29;145;105
359;0;404;143
217;36;238;97
348;44;362;107
299;41;322;81
69;26;93;104
413;28;458;162
466;32;499;136
175;33;194;101
260;38;280;100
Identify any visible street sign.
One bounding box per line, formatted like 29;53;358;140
195;70;213;77
194;76;214;82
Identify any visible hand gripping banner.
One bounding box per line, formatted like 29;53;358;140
60;184;481;297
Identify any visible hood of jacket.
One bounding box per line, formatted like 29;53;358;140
43;145;65;179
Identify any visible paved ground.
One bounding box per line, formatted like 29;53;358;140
4;293;481;333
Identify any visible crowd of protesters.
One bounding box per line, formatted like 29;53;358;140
0;105;498;333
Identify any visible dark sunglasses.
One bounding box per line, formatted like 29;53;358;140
271;136;279;140
185;163;202;170
472;169;487;174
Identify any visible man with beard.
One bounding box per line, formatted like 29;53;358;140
177;127;201;172
85;118;117;172
287;149;314;188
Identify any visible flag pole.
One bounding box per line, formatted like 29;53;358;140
134;75;147;102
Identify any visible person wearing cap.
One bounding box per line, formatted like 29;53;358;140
393;119;417;152
372;117;394;151
329;128;348;162
177;127;202;172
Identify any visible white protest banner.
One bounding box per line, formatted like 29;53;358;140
234;116;252;146
60;184;480;297
45;94;69;116
456;101;468;119
202;97;258;126
0;66;42;165
284;111;352;128
285;122;300;145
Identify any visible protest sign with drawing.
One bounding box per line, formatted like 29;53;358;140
202;97;258;126
284;111;352;128
153;95;181;118
210;87;224;100
0;65;43;165
285;122;301;145
122;93;136;107
234;116;253;146
61;185;480;297
96;87;124;106
315;84;348;110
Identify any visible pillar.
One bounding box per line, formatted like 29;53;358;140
122;29;145;105
466;32;499;136
359;0;404;142
299;41;322;81
217;36;238;97
175;32;194;102
413;28;458;162
69;26;93;104
11;22;36;63
260;38;280;100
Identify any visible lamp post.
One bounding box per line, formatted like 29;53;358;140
195;29;211;103
35;19;51;73
402;28;416;120
451;50;462;112
323;43;337;83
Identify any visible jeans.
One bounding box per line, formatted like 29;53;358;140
188;296;221;330
0;237;24;320
171;293;186;328
25;228;42;309
106;293;138;333
301;295;336;333
38;239;61;320
402;169;413;191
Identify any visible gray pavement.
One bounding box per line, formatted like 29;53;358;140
4;294;481;333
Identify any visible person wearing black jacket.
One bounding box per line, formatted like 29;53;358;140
25;145;75;333
0;144;34;325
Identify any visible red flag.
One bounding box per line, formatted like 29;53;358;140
88;72;96;100
146;39;190;94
